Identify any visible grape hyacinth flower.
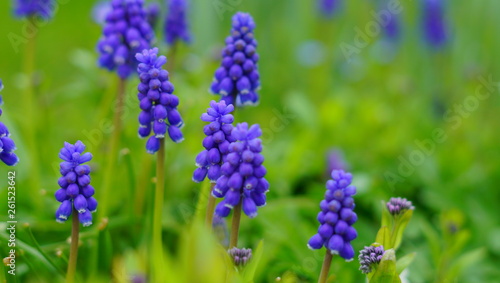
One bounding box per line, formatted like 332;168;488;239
136;47;183;153
308;170;358;260
14;0;55;19
383;11;400;42
228;247;252;267
193;100;235;183
0;81;19;166
164;0;191;45
147;2;160;29
55;141;97;227
213;123;269;219
326;149;347;176
97;0;155;79
359;245;385;274
422;0;448;49
386;197;414;216
210;12;261;107
318;0;341;18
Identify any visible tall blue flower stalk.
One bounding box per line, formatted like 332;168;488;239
14;0;55;19
210;12;261;107
0;80;19;166
164;0;191;46
96;0;155;219
212;122;269;247
308;170;358;283
55;141;96;283
422;0;448;49
192;100;234;227
135;47;182;282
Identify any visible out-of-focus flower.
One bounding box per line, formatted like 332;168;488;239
210;12;260;107
97;0;155;79
0;80;19;166
213;123;269;218
14;0;54;19
358;245;385;274
307;170;358;261
422;0;448;49
326;149;347;175
135;47;183;153
192;100;234;183
164;0;191;45
318;0;341;18
55;141;96;227
228;247;252;267
147;2;161;29
386;197;414;216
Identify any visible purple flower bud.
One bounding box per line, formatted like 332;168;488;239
386;197;414;216
78;209;93;227
242;196;257;218
55;189;68;202
193;167;208;183
146;136;161;154
328;235;344;254
308;234;324;250
14;0;55;19
56;200;73;223
359;246;385;274
228;247;252;267
74;195;88;213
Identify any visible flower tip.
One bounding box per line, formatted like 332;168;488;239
82;221;92;227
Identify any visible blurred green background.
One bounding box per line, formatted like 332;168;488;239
1;0;499;282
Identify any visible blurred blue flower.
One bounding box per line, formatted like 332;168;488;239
213;123;269;218
359;245;385;274
308;170;358;261
136;47;183;153
164;0;191;45
193;100;235;183
0;81;19;166
422;0;448;49
14;0;54;19
210;12;261;107
146;2;160;29
318;0;341;18
326;149;347;175
55;141;96;226
97;0;155;79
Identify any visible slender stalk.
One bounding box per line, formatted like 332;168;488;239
167;43;178;73
318;250;333;283
229;202;242;248
24;16;42;209
99;78;126;219
152;139;165;282
66;210;80;283
205;185;216;228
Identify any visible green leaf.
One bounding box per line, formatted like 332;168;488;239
445;248;485;281
395;252;416;274
370;249;401;283
241;240;264;282
381;200;392;230
391;209;414;250
375;226;392;249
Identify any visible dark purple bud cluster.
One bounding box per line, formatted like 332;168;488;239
228;247;252;267
210;12;260;107
164;0;191;45
213;123;269;218
55;141;97;227
0;80;19;166
97;0;155;79
422;0;448;49
308;170;358;261
14;0;54;19
136;47;183;153
193;100;235;183
358;245;385;274
386;197;414;216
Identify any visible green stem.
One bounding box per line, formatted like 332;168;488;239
99;78;126;219
24;16;42;209
229;202;242;248
318;250;333;283
205;186;216;228
152;139;165;282
66;210;80;283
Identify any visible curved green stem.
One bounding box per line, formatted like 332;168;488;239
318;250;333;283
66;210;80;283
152;139;165;282
205;186;216;228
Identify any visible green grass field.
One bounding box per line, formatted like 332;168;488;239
0;0;499;282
